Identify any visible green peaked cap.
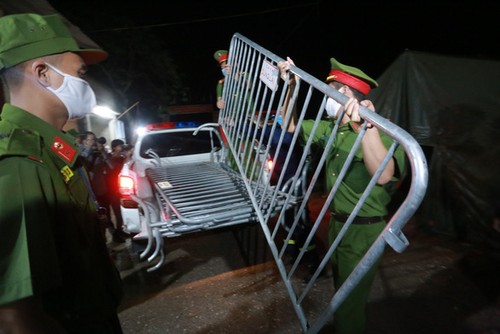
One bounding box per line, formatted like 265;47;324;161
213;50;228;63
0;13;108;70
327;58;378;94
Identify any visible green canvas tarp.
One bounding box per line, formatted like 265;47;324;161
369;50;500;247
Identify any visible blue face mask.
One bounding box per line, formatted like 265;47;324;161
221;68;227;77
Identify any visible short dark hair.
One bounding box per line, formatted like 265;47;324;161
1;63;27;91
111;139;124;149
1;55;60;92
83;131;95;138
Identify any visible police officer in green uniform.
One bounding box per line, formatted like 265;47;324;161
278;57;405;334
0;13;123;333
214;49;228;110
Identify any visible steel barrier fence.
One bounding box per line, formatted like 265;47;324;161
217;33;428;333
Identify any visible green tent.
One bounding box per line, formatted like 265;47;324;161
370;50;500;247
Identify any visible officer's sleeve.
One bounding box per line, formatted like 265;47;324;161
379;132;406;181
301;119;328;148
216;80;224;99
0;158;61;306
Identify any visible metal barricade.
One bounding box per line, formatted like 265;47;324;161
219;33;428;333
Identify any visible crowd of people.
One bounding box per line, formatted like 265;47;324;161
77;131;134;244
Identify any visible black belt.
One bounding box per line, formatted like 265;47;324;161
331;213;384;225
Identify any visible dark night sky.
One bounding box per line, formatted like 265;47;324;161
48;0;500;105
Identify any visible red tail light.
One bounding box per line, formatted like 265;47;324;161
119;175;135;196
267;159;273;171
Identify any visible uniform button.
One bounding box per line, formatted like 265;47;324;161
336;153;339;157
340;132;344;135
332;173;336;176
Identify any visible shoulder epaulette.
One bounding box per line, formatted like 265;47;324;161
0;128;42;161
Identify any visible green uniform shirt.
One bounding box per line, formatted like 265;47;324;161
302;119;405;217
0;104;122;325
216;78;224;99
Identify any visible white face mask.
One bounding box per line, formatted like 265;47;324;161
45;63;97;120
325;87;345;118
325;97;342;118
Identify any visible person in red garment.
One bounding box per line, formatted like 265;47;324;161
107;139;130;243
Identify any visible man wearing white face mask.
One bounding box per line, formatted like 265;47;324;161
278;57;406;334
0;13;123;333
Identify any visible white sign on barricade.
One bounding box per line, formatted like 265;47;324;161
259;59;280;92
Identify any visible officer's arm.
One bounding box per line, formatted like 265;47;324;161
216;81;225;110
280;83;298;133
345;98;395;184
277;57;298;133
361;127;395;184
0;297;65;333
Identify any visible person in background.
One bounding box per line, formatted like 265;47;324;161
278;56;405;334
80;130;98;172
123;143;134;163
0;13;123;333
77;133;87;150
66;128;81;145
74;133;83;148
213;49;229;110
108;139;129;243
91;136;114;237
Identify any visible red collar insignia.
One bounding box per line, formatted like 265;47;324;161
51;136;76;163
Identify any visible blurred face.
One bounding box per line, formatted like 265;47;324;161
124;148;133;158
112;144;124;156
326;82;353;119
220;61;230;76
84;134;96;148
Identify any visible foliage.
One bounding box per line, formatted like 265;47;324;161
50;0;190;117
92;29;191;114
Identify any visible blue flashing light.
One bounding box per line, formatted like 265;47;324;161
143;121;202;131
176;121;201;128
